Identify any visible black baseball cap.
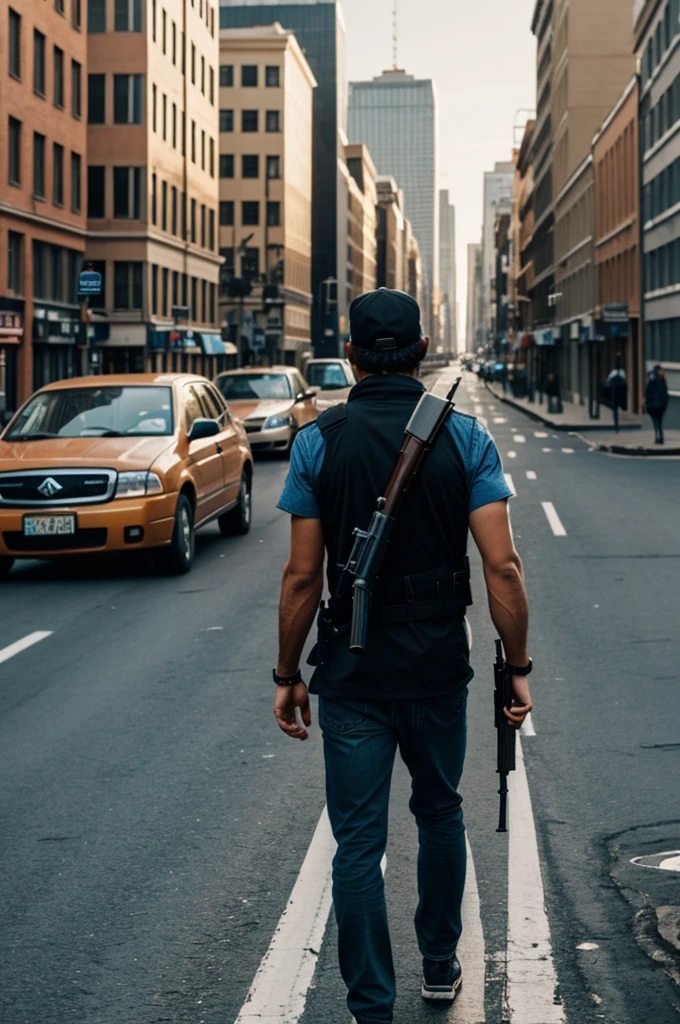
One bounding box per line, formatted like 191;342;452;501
349;288;423;351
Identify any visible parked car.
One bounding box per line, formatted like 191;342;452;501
0;374;254;579
303;358;356;409
214;366;317;456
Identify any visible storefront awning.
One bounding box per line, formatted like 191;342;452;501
197;333;237;356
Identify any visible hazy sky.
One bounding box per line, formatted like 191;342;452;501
340;0;537;340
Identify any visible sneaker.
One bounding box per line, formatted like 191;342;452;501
421;956;463;1002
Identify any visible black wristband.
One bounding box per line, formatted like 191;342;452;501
506;658;533;677
273;668;303;687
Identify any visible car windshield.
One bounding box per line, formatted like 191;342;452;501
306;363;352;390
217;374;292;401
5;386;174;440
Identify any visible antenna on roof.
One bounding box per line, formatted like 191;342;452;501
392;0;398;70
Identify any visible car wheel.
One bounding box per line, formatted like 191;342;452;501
160;494;195;574
218;472;252;537
0;557;15;580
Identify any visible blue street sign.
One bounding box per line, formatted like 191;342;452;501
249;327;266;352
78;271;102;296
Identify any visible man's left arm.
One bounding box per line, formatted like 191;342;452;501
275;515;325;742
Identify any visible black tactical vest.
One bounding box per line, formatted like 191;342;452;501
308;374;474;701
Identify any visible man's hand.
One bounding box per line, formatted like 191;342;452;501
274;682;312;742
504;676;533;731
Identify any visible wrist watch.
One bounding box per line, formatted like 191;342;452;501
505;658;533;677
273;668;303;687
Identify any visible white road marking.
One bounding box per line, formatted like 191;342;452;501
542;502;567;537
507;738;565;1023
504;473;516;496
454;836;486;1023
534;431;548;438
561;448;575;454
513;435;526;444
521;712;536;737
474;404;484;416
234;808;335;1023
526;470;537;480
0;631;53;666
506;451;517;459
542;447;553;453
493;416;508;424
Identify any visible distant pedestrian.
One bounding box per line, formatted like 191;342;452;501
645;364;669;444
546;372;562;415
601;355;628;433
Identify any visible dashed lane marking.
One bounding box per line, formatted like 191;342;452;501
513;435;526;444
493;416;508;424
542;448;553;453
534;431;548;438
504;473;516;496
507;451;517;459
507;738;565;1023
562;448;575;454
474;405;484;416
542;502;567;537
526;470;537;480
0;631;53;666
521;712;537;737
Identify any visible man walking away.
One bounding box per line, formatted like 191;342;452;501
601;354;628;432
645;364;669;444
273;288;534;1024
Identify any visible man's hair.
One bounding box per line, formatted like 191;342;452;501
351;339;425;374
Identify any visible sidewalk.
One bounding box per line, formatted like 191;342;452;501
485;381;680;455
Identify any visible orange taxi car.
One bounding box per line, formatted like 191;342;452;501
0;374;253;578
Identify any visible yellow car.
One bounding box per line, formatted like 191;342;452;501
0;374;254;578
214;366;318;456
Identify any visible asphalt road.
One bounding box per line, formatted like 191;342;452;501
1;369;679;1024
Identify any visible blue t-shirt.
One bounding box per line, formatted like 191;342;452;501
278;413;512;519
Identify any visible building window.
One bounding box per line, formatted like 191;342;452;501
71;61;82;118
161;267;169;315
152;0;156;40
219;64;233;87
7;232;23;294
201;129;205;170
191;198;197;242
162;93;167;140
53;143;64;204
71;152;81;213
208;208;215;250
209;66;214;105
219;201;234;226
114;261;143;309
88;0;106;31
242;110;258;132
191;277;198;319
152;264;158;315
151;171;157;223
172;269;179;305
266;65;280;87
242;248;259;280
88;165;105;217
172;21;176;63
209;137;215;177
266;110;280;133
113;74;143;123
220;154;234;179
161;180;167;229
201;279;207;321
152;84;157;131
72;0;81;30
171;186;177;234
33;133;46;198
242;201;259;226
9;9;21;80
201;55;205;95
34;30;46;95
88;74;106;123
242;65;258;87
162;7;166;52
267;201;281;227
200;203;206;246
113;166;142;218
242;154;259;179
191;120;196;162
267;155;281;180
172;103;177;147
55;0;65;14
114;0;142;30
191;43;196;84
220;109;233;132
54;47;64;108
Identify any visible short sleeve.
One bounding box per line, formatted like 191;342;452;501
467;421;513;513
277;424;325;519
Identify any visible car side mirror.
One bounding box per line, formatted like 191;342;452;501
188;418;220;443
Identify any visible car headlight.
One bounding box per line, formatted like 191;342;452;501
264;414;293;430
115;471;163;498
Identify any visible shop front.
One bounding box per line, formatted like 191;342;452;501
0;308;23;421
32;304;81;390
147;327;237;378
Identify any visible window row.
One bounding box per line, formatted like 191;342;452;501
8;15;82;118
642;0;679;87
218;201;281;227
88;73;143;125
642;68;680;152
6;236;88;303
219;109;281;133
150;265;216;324
645;238;680;291
219;64;280;89
7;118;82;212
646;316;680;363
151;176;216;249
219;154;281;180
643;156;680;222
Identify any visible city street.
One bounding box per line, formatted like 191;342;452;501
1;368;679;1024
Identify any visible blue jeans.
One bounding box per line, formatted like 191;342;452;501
319;690;468;1024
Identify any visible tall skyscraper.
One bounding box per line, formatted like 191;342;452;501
481;162;514;342
348;70;438;334
466;242;481;352
220;1;347;356
439;190;457;354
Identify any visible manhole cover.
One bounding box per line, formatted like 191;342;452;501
631;851;680;873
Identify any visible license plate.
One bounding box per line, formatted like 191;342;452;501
23;515;76;537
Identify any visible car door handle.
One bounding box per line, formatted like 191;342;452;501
216;443;223;453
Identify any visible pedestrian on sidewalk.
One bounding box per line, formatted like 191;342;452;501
546;372;562;415
601;354;628;433
645;364;669;444
274;288;534;1024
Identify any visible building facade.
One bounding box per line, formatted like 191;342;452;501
481;161;514;343
1;0;88;412
636;0;680;427
218;24;315;366
510;120;535;337
465;242;483;353
439;190;457;354
348;70;439;335
220;1;347;357
593;76;643;413
87;0;223;377
528;0;555;333
344;143;377;304
376;176;405;292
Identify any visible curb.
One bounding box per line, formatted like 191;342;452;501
483;382;643;433
571;432;680;457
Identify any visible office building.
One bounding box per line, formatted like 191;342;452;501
220;1;347;356
376;176;406;292
0;0;88;412
481;162;514;344
465;242;482;353
218;24;315;365
344;143;377;304
439;190;457;354
348;69;439;334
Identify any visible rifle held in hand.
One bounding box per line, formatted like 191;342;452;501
494;639;517;833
